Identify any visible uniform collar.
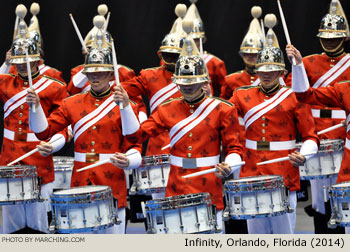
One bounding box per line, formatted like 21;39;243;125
184;92;206;105
260;82;281;95
90;87;112;98
323;50;346;59
18;71;40;81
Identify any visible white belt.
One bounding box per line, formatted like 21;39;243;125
311;109;346;119
246;139;296;151
170;154;220;169
3;128;39;142
74;152;114;163
346;138;350;150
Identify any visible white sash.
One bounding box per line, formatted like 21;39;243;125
149;83;178;113
251;77;286;86
38;65;51;75
73;95;116;142
169;98;220;147
203;54;214;64
313;54;350;89
347;113;350;133
3;77;53;119
244;87;293;130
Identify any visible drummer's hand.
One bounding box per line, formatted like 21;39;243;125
113;85;129;108
286;44;302;65
37;141;53;157
215;162;231;179
110;152;130;169
288;151;306;167
202;82;212;97
5;48;11;65
26;88;40;108
341;120;346;129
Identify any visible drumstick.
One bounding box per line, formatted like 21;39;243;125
256;152;317;166
7;136;64;166
76;151;139;172
111;38;123;110
277;0;296;65
182;161;246;179
25;49;35;113
317;123;345;135
69;14;87;53
161;144;170;151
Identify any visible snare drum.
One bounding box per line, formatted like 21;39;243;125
297;139;344;180
223;175;291;219
0;165;40;204
145;193;218;234
328;182;350;228
50;185;119;233
130;155;170;195
53;156;74;189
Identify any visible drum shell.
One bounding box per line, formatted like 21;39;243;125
53;156;74;189
328;182;350;227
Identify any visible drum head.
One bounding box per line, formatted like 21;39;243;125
234;175;280;183
53;185;110;196
331;182;350;188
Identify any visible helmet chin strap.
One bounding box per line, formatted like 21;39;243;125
320;38;345;54
89;72;113;87
18;62;39;77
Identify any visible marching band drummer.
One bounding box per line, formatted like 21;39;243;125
0;5;69;234
229;14;319;234
114;20;244;233
285;0;349;233
0;3;66;84
26;16;142;234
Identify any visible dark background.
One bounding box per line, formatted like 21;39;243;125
0;0;349;155
1;0;350;82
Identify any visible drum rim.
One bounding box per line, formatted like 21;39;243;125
0;165;37;178
224;175;283;185
51;185;112;198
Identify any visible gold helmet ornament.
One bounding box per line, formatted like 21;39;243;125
159;4;187;54
83;15;114;73
9;4;40;64
239;6;264;55
28;3;42;49
173;19;209;85
317;0;349;39
184;0;205;40
255;14;286;73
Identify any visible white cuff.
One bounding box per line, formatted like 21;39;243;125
292;63;309;93
300;139;318;160
120;103;140;136
29;104;48;133
138;111;148;124
125;149;142;170
49;134;66;153
72;70;88;88
225;153;243;175
0;61;10;74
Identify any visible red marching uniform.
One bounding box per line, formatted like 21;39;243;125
230;85;319;192
121;65;183;156
34;90;142;208
125;95;243;210
294;81;350;184
285;53;349;140
0;73;69;184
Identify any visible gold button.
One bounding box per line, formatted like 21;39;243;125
19;113;23;117
23;87;26;90
189;105;194;108
331;59;335;62
264;99;268;101
262;123;265;127
91;149;95;152
96;99;100;102
262;129;265;134
18;128;22;132
189;133;193;137
262;117;266;120
91;141;95;146
187;153;192;158
24;82;28;86
92;126;96;130
188;146;192;151
251;76;254;79
20;105;24;109
95;104;99;107
262;137;266;141
250;80;254;84
190;109;194;113
18;120;22;124
330;64;334;67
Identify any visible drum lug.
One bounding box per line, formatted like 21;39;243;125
163;227;169;233
195;222;200;228
97;216;102;223
286;205;294;213
49;220;56;234
129;185;137;195
6;193;10;199
328;217;338;229
20;192;25;197
114;216;121;225
222;209;230;221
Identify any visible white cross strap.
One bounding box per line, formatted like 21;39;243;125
244;87;293;130
313;54;350;89
203;53;214;64
73;95;116;142
149;82;178;113
38;65;51;75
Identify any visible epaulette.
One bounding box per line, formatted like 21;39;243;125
160;97;184;106
338;80;350;85
236;85;259;91
211;97;233;107
227;70;244;77
143;66;162;71
304;53;321;59
129;99;137;105
42;75;66;86
0;73;15;78
64;92;83;101
118;64;134;72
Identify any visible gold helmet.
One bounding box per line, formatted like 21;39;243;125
9;5;40;64
159;4;187;54
255;14;285;73
183;0;205;40
173;20;209;85
239;6;264;55
83;16;114;73
84;4;111;48
317;0;349;39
